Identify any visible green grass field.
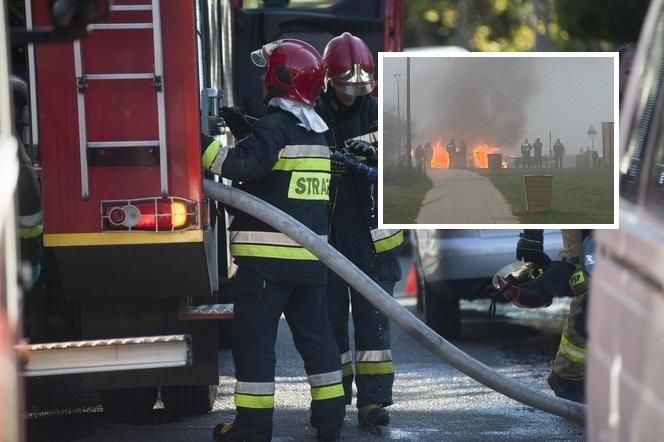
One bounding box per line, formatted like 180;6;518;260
383;166;432;224
479;168;614;224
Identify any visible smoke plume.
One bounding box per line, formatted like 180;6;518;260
411;58;539;154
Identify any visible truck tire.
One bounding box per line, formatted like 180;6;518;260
101;387;158;418
423;286;461;339
161;384;217;417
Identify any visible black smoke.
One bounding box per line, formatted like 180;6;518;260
411;58;539;153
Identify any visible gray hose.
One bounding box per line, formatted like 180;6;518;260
204;179;585;424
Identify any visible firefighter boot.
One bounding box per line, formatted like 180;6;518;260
358;404;390;428
317;428;342;442
547;372;584;403
212;423;265;442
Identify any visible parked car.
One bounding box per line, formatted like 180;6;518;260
411;229;563;338
588;0;664;438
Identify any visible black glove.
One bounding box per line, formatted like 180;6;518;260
331;150;347;176
346;139;377;160
516;229;550;266
220;106;253;140
331;150;377;183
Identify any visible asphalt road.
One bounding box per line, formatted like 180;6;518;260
26;258;585;441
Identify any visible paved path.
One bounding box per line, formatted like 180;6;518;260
415;169;518;224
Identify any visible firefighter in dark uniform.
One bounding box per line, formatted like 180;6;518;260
317;33;403;428
12;77;43;290
533;137;543;168
203;39;345;442
516;229;589;402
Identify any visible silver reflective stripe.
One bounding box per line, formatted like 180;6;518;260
370;229;401;242
231;231;327;246
210;145;230;175
19;210;43;228
308;369;343;387
235;381;275;395
341;351;352;365
355;350;392;362
279;145;330;159
347;131;377;144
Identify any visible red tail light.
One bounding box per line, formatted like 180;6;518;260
101;197;198;231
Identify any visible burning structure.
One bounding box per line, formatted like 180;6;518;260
428;140;508;169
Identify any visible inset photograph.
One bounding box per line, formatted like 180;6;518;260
380;54;616;227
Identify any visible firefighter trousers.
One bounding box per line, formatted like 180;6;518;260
326;266;396;408
232;266;346;441
553;229;587;381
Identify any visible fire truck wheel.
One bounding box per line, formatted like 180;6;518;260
423;286;461;339
101;387;158;418
161;384;217;417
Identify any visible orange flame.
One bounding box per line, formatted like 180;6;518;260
431;141;450;168
472;144;502;168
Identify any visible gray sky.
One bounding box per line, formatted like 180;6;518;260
382;57;614;156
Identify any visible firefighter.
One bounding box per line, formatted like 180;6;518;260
202;39;345;442
516;229;588;402
553;138;565;168
317;32;403;428
520;138;532;168
424;142;433;169
12;77;43;291
414;143;426;172
532;137;543;168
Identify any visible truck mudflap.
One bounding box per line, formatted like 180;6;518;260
22;334;191;377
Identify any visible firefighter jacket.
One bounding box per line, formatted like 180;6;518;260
316;90;403;275
202;107;331;285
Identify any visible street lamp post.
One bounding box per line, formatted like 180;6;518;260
393;73;401;123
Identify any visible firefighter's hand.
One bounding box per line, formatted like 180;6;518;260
331;150;347;176
220;106;253;140
346;139;377;160
516;229;550;267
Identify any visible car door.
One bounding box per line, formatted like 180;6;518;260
588;0;664;439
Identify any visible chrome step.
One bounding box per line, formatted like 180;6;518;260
22;334;191;377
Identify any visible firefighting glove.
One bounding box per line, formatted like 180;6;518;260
220;106;253;140
331;150;377;184
516;229;550;267
331;150;347;176
346;139;378;160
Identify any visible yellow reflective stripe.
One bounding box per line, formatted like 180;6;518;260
311;383;345;401
230;244;318;260
559;335;586;363
342;362;354;377
234;393;274;409
20;223;43;239
569;271;585;287
287;171;330;201
356;361;395;375
374;231;404;253
44;230;204;247
273;157;330;172
201;139;221;170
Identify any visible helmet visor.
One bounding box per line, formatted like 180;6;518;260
250;40;283;68
330;64;375;96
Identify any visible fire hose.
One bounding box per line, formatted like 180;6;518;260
203;179;585;424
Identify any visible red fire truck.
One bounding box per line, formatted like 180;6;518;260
17;0;403;418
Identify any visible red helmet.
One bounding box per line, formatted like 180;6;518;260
322;32;376;96
251;39;325;106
